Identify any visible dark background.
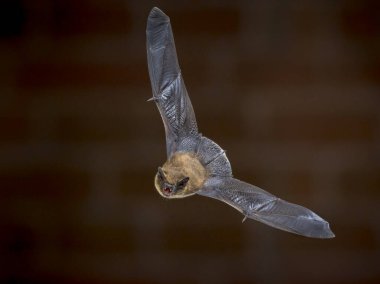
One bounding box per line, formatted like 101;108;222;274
1;1;379;283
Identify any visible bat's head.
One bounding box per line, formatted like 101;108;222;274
154;167;192;198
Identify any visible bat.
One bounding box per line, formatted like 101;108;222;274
146;7;334;238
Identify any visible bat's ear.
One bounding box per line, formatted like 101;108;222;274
157;167;166;180
176;176;189;188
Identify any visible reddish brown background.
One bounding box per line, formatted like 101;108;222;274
1;1;379;283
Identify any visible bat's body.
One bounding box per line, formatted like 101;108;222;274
155;152;208;198
146;7;334;238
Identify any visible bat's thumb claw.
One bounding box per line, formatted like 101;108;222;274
147;97;158;102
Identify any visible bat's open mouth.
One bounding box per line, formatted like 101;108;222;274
163;187;173;195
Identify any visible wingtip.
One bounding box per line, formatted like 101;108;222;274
309;222;336;239
148;7;169;22
323;226;335;239
320;221;335;239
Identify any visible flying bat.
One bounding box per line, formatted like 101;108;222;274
146;7;334;238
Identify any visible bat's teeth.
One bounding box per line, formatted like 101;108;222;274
163;187;172;195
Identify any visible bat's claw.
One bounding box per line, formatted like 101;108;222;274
241;215;248;223
147;97;158;102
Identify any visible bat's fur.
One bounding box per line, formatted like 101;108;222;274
154;152;208;199
147;7;334;238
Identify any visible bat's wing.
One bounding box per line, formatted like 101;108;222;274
146;7;199;158
198;177;335;238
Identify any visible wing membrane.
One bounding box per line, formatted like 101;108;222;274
146;7;198;157
198;177;335;238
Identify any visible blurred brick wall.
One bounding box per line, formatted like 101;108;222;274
1;1;379;284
